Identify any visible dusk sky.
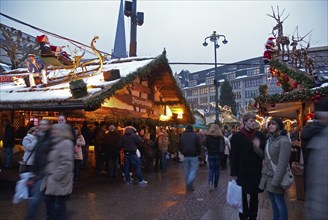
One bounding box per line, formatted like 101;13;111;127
1;0;327;73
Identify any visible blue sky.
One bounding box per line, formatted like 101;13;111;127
1;0;327;73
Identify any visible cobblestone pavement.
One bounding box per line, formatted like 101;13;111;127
0;161;305;220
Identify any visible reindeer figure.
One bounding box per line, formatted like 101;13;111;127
290;35;303;67
301;43;314;74
268;6;290;60
290;29;311;68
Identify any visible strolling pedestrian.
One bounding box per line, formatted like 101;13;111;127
103;125;121;178
81;121;92;169
119;126;148;185
94;122;107;173
73;126;85;183
230;112;266;220
143;133;155;173
2;118;15;169
259;117;292;220
21;126;38;172
204;124;225;191
41;123;74;220
305;97;328;220
24;119;52;220
157;127;169;173
179;124;201;192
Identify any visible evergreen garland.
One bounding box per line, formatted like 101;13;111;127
269;59;314;89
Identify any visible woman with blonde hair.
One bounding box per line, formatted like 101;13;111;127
73;126;85;182
205;124;225;191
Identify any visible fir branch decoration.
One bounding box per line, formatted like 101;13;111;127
269;59;314;88
254;86;328;104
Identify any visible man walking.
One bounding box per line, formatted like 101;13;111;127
179;124;201;192
230;112;266;220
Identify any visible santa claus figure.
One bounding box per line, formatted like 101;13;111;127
263;37;278;64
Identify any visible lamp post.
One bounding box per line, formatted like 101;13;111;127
203;31;228;124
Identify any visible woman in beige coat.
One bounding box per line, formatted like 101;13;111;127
259;118;292;220
41;123;74;220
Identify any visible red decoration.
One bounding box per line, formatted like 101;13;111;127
271;103;276;107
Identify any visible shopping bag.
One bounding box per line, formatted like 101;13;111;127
226;180;243;213
13;172;34;204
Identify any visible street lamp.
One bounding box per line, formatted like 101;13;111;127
203;31;228;124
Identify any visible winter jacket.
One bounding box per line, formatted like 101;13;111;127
259;134;292;194
230;130;266;194
157;131;169;152
22;134;38;165
41;137;74;196
74;135;85;160
179;131;201;157
119;127;142;154
205;135;225;156
103;130;121;158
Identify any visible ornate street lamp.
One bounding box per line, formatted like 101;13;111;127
203;31;228;124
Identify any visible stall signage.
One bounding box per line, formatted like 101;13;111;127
116;94;153;109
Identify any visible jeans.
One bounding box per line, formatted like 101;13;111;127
107;156;119;178
208;155;220;187
160;150;167;172
25;178;43;220
4;147;13;168
268;192;288;220
183;156;199;187
45;195;67;220
124;154;144;182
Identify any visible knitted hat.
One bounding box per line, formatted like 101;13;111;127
314;97;328;112
270;117;284;130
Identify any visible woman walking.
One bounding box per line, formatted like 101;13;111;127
41;123;75;220
259;118;292;220
205;124;225;191
21;126;38;172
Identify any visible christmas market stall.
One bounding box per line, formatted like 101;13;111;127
0;52;194;140
254;7;328;200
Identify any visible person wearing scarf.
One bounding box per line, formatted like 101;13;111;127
230;112;266;220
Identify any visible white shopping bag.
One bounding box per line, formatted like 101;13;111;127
226;180;243;213
13;172;34;204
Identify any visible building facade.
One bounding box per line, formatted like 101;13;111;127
175;46;328;118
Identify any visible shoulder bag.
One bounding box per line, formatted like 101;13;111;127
266;143;294;190
19;147;36;173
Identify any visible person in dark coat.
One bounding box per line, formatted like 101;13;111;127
179;124;201;192
81;121;92;169
205;124;225;191
103;125;121;178
230;112;266;220
3;118;15;169
119;126;147;184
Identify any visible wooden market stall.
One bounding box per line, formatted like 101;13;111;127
0;52;194;135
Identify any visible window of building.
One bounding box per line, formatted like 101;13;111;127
205;77;214;85
226;72;236;80
200;97;208;104
210;95;215;102
192;89;199;96
186;90;192;96
209;86;215;94
193;74;199;80
189;80;197;87
247;68;260;76
200;87;208;94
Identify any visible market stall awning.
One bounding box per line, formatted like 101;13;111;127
263;101;303;119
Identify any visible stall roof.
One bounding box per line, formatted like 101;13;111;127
0;53;194;123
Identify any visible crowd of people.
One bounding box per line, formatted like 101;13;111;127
1;97;327;220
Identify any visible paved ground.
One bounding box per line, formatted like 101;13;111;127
0;160;305;220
